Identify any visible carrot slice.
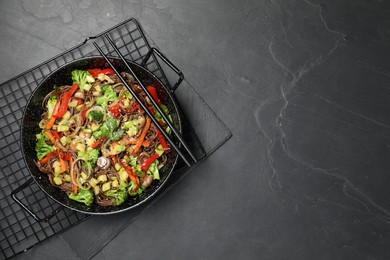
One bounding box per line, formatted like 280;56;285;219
142;140;150;147
133;117;151;154
45;116;56;130
112;155;118;165
73;184;78;195
59;151;67;172
45;131;56;144
119;160;139;191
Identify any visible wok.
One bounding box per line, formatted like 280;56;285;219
20;56;181;215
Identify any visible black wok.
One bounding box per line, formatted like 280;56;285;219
21;56;181;215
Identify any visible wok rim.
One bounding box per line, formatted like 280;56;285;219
21;56;181;215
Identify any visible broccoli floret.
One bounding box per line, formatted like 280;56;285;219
105;184;128;205
89;110;103;122
46;95;58;118
36;132;56;160
147;161;160;180
69;189;94;206
128;182;144;196
96;85;118;109
92;116;116;140
78;149;100;165
89;149;100;165
71;70;94;92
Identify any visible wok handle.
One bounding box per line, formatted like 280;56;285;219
11;178;62;223
140;47;184;91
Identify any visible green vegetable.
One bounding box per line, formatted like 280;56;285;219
114;144;126;153
129;155;138;167
89;149;100;164
105;184;128;205
46;95;58;118
153;104;171;126
105;116;118;133
111;130;124;141
92;116;117;140
155;144;164;156
68;100;78;108
60;136;71;146
101;125;110;136
69;189;94;206
102;182;111;192
165;126;172;136
36;132;56;160
119;89;132;100
160;104;169;116
53;176;62;185
71;70;94;92
96;85;118;109
128;182;144;196
57;125;69;132
78;149;100;165
147;161;160;180
89;110;104;122
128;155;142;174
93;130;103;140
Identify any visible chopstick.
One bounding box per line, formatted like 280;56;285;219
93;40;197;166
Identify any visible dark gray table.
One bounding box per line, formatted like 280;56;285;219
1;0;389;259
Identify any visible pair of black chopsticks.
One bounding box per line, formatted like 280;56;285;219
93;35;197;167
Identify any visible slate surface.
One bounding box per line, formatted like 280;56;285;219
1;0;390;259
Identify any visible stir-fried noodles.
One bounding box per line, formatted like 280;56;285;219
35;68;172;206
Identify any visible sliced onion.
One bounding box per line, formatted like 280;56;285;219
68;113;82;138
71;158;92;189
39;119;46;129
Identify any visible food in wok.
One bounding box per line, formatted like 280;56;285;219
34;68;172;207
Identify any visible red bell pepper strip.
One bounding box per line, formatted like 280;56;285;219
108;103;121;117
141;153;159;171
52;131;62;140
68;83;80;97
54;95;69;119
87;68;115;78
53;84;79;119
129;101;140;113
63;152;72;161
147;106;155;115
91;136;107;149
157;129;170;152
81;105;89;122
39;151;58;165
147;86;161;105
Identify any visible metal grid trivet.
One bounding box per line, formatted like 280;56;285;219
0;18;231;259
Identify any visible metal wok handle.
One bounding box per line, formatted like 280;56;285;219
140;47;184;91
11;178;62;223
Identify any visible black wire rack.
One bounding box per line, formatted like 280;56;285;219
0;18;231;259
